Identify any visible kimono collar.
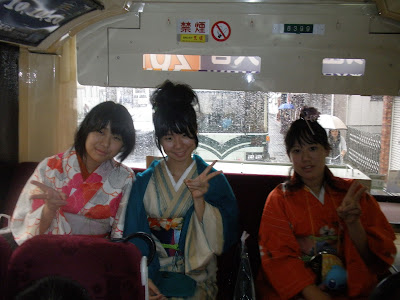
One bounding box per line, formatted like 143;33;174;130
304;184;326;204
164;158;196;191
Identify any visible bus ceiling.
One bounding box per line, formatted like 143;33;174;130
0;0;399;95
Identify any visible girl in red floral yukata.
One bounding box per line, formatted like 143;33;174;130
11;101;136;245
257;107;396;300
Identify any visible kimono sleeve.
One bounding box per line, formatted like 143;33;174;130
258;186;315;299
205;172;239;252
110;169;135;239
201;201;224;254
179;169;239;260
10;157;71;245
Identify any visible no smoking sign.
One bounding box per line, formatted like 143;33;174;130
211;21;231;42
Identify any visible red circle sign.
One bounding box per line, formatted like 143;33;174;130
211;21;231;42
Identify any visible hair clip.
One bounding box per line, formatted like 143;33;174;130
300;106;320;135
305;120;315;135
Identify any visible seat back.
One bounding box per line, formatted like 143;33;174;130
0;234;12;300
369;271;400;300
7;235;146;300
1;162;37;228
146;156;163;168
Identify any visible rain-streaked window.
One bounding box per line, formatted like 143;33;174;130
77;85;394;195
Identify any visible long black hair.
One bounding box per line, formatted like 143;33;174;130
150;80;199;155
74;101;135;163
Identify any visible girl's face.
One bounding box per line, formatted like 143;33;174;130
330;130;339;138
85;123;123;172
160;132;196;165
289;142;329;187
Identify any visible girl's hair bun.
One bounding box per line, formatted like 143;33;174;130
151;80;198;111
300;106;320;122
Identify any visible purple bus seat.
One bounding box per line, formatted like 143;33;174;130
6;234;146;300
0;234;12;300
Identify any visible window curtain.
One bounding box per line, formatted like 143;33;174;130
19;37;78;162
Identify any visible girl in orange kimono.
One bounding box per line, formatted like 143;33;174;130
257;107;396;300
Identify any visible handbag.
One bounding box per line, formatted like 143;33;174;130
153;270;197;298
308;251;347;291
111;232;156;265
113;232;196;297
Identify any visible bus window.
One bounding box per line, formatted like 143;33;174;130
77;84;399;197
77;86;269;167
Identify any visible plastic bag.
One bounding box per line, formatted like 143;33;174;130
233;231;256;300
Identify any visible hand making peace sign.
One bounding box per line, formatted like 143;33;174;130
184;160;222;200
336;180;367;225
30;180;68;213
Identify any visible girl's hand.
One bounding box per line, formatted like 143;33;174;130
30;180;68;212
184;160;222;200
337;181;367;225
148;279;167;300
302;284;332;300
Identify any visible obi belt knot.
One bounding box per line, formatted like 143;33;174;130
148;217;184;256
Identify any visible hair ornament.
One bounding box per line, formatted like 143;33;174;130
299;106;320;135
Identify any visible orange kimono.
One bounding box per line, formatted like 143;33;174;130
257;173;396;300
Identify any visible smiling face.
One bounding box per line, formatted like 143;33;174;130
84;123;123;172
289;142;330;188
160;132;196;166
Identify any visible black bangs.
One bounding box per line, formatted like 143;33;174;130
156;118;196;139
87;117;109;132
285;118;331;154
153;105;199;154
86;107;133;138
294;126;319;146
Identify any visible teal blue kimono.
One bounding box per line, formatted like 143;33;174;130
123;154;239;279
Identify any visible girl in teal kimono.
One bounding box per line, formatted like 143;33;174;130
124;80;238;300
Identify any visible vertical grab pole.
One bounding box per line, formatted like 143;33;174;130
141;256;149;300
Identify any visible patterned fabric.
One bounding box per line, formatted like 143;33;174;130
257;169;396;300
148;217;184;256
148;217;184;231
124;155;239;300
10;148;134;245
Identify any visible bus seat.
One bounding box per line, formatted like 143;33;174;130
6;235;146;300
146;156;163;168
378;202;400;225
0;162;37;228
0;234;12;300
369;271;400;300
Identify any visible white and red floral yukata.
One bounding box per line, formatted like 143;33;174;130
11;148;134;245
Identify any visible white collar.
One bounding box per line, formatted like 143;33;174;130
307;184;326;204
